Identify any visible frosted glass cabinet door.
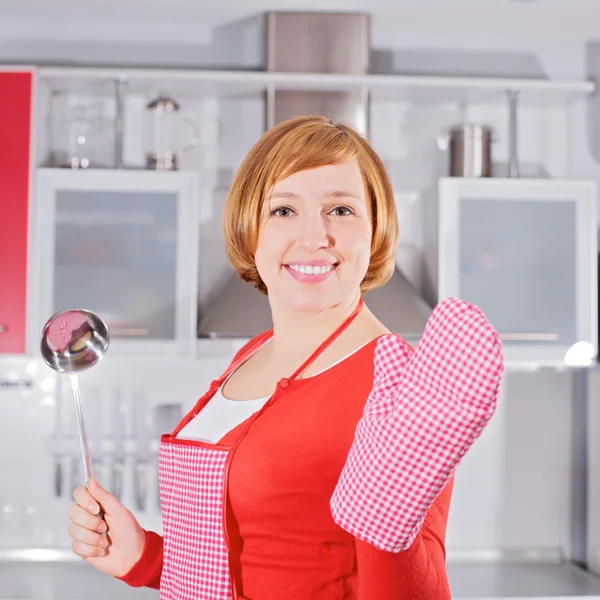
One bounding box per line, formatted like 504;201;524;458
438;178;597;366
34;169;199;357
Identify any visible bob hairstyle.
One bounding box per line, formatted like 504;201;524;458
223;115;398;295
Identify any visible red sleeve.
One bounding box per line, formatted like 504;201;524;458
117;530;164;589
355;478;454;599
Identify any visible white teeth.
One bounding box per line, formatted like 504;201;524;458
289;264;334;275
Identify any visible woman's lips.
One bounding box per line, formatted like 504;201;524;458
284;262;338;283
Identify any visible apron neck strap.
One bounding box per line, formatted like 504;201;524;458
217;295;364;385
288;296;364;381
218;331;272;383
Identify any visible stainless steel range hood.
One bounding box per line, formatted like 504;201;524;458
199;268;433;341
198;11;433;340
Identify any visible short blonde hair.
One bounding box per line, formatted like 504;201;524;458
223;115;398;295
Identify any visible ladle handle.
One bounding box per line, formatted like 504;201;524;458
69;374;107;528
70;375;94;481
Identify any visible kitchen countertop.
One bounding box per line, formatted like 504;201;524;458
0;560;157;600
2;558;600;599
448;562;600;598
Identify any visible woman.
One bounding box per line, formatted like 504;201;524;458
67;115;503;599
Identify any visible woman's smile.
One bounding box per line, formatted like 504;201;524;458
284;260;339;283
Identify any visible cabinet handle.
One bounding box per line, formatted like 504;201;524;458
110;327;151;338
500;332;559;342
0;324;6;334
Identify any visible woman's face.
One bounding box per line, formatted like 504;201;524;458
255;159;373;313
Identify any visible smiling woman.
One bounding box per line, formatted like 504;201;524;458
66;115;503;600
255;161;374;314
223;115;398;297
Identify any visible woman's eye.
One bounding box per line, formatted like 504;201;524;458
329;206;354;216
271;206;295;218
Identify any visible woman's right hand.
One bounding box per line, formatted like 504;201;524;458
68;477;146;578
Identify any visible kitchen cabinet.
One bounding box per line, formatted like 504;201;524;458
33;169;199;358
437;177;597;367
0;70;33;355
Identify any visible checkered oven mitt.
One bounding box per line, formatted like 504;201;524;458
330;297;504;552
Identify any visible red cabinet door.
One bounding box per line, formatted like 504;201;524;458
0;70;32;354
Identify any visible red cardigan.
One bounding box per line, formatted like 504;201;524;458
120;333;454;599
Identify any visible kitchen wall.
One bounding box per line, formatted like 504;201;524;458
0;12;598;565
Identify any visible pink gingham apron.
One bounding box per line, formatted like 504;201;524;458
158;297;365;600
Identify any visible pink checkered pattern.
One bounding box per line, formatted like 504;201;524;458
330;297;504;552
159;440;233;600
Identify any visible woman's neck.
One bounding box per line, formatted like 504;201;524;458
267;292;362;363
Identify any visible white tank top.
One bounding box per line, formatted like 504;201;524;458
178;340;373;444
178;387;270;444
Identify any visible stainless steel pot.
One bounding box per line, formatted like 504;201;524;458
448;124;494;178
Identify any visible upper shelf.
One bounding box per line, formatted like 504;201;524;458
36;66;596;108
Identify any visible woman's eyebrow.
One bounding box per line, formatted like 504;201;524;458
270;191;299;200
326;190;363;201
269;190;363;201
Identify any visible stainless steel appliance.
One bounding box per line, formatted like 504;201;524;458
264;11;370;134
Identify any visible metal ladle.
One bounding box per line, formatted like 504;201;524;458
41;309;110;506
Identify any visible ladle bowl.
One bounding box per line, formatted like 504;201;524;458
41;309;109;374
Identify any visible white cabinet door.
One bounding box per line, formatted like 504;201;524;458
33;169;199;358
438;177;597;366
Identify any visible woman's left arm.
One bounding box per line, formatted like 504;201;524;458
331;298;503;553
354;478;454;600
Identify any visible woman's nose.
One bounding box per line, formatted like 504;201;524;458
297;215;331;251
